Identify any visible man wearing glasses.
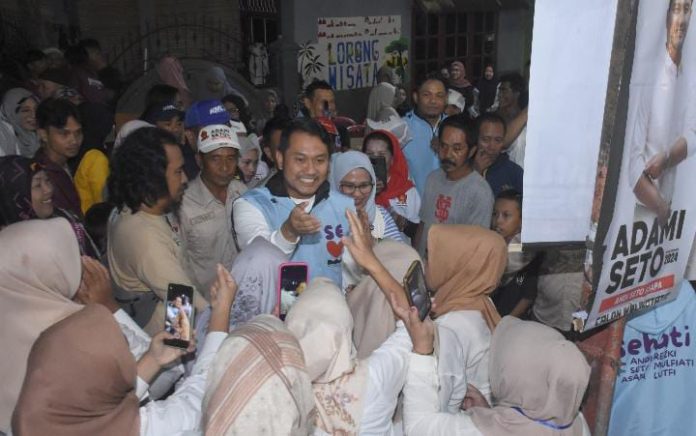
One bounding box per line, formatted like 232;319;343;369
415;114;494;257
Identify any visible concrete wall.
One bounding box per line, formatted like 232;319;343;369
282;0;413;121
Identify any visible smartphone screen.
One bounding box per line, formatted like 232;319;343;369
370;156;388;191
278;262;309;320
403;260;431;321
164;284;195;349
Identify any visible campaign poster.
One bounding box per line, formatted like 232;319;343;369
585;0;696;330
298;15;408;90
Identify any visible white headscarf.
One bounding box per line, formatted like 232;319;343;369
114;120;154;149
0;88;40;157
329;150;377;223
285;278;369;435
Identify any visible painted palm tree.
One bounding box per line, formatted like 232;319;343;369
298;41;316;77
385;37;409;83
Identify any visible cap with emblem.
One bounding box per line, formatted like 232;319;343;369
197;124;240;153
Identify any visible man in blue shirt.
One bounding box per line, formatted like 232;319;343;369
402;76;447;196
472;112;523;196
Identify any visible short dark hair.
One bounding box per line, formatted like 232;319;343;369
438;114;474;148
145;84;179;109
414;73;447;93
499;72;528;109
108;127;178;212
262;115;291;140
304;80;333;99
473;113;507;144
362;131;394;155
278;118;332;155
496;189;523;211
36;98;81;130
221;94;252;129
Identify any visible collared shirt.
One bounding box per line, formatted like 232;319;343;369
179;175;247;296
107;207;207;335
482;152;524;196
402;110;446;196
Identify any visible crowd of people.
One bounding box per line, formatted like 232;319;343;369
0;41;598;436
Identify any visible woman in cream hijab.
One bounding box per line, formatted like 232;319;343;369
0;218;180;432
202;315;315;435
285;276;412;435
399;314;591;435
12;265;237;435
427;224;508;403
347;238;469;414
0;218;82;432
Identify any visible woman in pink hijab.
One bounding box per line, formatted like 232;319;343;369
156;56;193;109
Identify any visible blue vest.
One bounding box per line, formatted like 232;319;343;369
243;187;354;287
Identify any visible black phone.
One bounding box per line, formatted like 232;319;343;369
370;156;388;190
164;284;195;349
322;100;331;117
277;262;309;320
403;260;431;321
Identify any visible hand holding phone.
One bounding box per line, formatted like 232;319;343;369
164;284;195;349
277;262;309;320
403;260;432;321
389;291;435;355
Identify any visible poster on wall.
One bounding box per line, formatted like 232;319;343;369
298;15;408;90
584;0;696;330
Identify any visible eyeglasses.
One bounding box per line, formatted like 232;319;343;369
340;182;374;194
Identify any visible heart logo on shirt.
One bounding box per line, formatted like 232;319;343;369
326;240;344;258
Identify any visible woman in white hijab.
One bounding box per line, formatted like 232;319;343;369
0;88;40;157
285;275;412;436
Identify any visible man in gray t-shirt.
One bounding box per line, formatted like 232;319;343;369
416;115;494;257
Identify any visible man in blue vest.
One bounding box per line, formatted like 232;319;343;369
402;75;448;196
232;117;354;287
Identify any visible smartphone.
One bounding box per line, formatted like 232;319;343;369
277;262;309;320
370;156;388;190
402;260;432;321
322;100;331;118
164;284;195;349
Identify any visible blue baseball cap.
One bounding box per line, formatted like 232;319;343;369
184;99;231;129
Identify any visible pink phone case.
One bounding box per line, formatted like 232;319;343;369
277;262;310;316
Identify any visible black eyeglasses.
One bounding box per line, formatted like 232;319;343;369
340;182;374;194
